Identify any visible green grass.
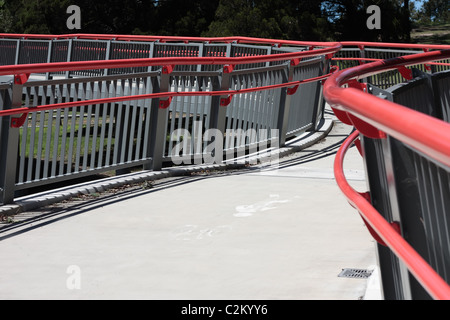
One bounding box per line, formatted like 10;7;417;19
18;112;115;164
411;23;450;45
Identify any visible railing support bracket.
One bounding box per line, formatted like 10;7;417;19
162;65;174;74
159;97;173;109
11;112;29;128
396;66;413;81
14;73;30;85
220;94;233;107
287;85;299;95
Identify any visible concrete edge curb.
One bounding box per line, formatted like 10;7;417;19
0;119;334;218
363;265;383;300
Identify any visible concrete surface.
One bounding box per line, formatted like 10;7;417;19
0;108;382;300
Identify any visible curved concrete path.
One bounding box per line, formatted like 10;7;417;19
0;108;381;300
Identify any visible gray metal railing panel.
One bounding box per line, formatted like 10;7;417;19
432;70;450;123
12;73;157;191
0;37;324;203
286;57;323;137
413;153;450;281
225;66;284;151
0;39;19;66
361;135;409;300
164;74;215;160
202;43;229;72
231;44;271;70
332;47;450;90
69;39;109;77
108;41;153;75
153;42;202;72
363;70;450;299
17;40;51;66
365;49;422;89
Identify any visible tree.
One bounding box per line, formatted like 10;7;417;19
0;0;13;33
4;0;71;34
3;0;158;35
322;0;411;42
202;0;332;41
420;0;450;24
155;0;219;36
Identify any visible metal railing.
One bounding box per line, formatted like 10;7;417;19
0;35;341;205
324;47;450;300
1;34;450;300
332;42;450;89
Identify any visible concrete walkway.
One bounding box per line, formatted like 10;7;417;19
0;109;382;300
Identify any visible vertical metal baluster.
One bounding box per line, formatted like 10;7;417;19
83;81;93;170
106;80;117;166
59;84;70;176
97;80;110;168
27;88;38;182
35;104;46;180
43;85;55;179
51;85;62;177
18;88;31;184
113;79;124;165
167;76;177;156
127;78;139;162
135;78;145;160
120;78;132;164
74;83;86;172
91;81;102;169
141;77;153;165
67;83;78;173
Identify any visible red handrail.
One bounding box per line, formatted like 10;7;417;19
0;33;338;48
324;49;450;167
341;41;450;51
0;69;337;118
335;131;450;300
325;49;450;300
0;45;341;77
1;33;450;298
4;33;450;50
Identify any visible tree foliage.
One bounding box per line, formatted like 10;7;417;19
0;0;444;42
418;0;450;24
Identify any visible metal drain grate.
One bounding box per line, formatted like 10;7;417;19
338;268;373;279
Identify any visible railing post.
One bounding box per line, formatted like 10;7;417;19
311;56;327;130
45;40;53;80
209;43;232;158
65;39;73;79
213;65;232;135
276;61;294;147
148;66;172;171
359;45;369;83
0;75;28;204
14;39;21;65
103;40;112;76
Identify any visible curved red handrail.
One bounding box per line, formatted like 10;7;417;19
0;44;341;77
0;69;337;117
341;41;450;51
0;33;337;47
335;131;450;300
324;49;450;167
1;33;450;298
325;49;450;299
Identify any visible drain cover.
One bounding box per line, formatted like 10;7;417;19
338;268;373;279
